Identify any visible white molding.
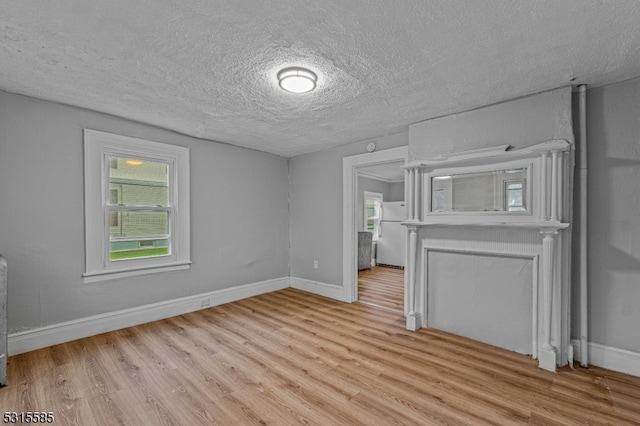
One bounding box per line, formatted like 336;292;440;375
421;144;511;164
571;339;640;378
414;141;572;229
290;277;347;301
83;129;191;279
343;146;409;303
404;221;570;229
8;277;289;356
82;261;192;283
422;158;536;222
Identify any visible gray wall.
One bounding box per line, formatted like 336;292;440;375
0;91;290;332
579;78;640;353
388;182;405;202
409;87;574;160
289;132;408;285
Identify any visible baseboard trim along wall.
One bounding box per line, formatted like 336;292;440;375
10;279;639;379
8;277;289;356
571;339;640;378
289;277;346;302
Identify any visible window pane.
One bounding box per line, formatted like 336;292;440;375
109;210;170;260
110;239;169;261
108;157;169;207
108;157;170;261
109;210;169;238
366;218;375;233
507;182;525;211
365;197;382;240
365;199;380;218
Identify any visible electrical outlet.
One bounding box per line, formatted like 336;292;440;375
200;297;211;308
313;260;319;269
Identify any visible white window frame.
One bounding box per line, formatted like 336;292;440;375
83;129;191;282
364;191;383;241
504;179;526;212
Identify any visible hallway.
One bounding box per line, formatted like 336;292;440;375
358;266;404;313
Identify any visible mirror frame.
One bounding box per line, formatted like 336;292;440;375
424;159;534;217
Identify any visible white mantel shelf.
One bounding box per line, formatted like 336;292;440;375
402;220;570;230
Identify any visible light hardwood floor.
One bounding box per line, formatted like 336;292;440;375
358;266;404;312
1;288;639;425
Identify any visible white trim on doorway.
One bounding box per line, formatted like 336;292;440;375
342;146;409;304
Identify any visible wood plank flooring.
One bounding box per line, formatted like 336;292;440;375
2;288;640;425
358;266;404;312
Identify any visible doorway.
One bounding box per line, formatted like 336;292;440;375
342;146;408;313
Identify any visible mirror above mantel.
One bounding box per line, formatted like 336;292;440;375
402;140;572;227
430;167;529;214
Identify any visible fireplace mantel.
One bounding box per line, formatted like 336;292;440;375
402;220;569;230
402;140;574;372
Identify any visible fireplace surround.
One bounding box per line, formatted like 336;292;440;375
402;140;574;371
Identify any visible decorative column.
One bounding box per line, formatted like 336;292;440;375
407;168;415;221
540;152;548;221
406;225;421;331
557;151;563;220
413;167;420;221
539;228;558;371
550;150;559;221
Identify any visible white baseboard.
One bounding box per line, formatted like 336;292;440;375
8;277;289;356
571;339;640;377
290;277;346;301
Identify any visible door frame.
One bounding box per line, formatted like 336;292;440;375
342;146;409;304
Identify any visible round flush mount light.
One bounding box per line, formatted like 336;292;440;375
277;67;317;93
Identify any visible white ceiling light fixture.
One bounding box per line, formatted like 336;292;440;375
277;67;318;93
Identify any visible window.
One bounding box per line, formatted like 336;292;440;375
364;191;383;240
83;129;190;282
505;180;525;212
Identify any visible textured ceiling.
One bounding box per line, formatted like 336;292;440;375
2;1;640;157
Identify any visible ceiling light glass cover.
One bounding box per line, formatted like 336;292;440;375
277;67;317;93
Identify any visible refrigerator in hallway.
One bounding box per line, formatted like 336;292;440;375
377;201;406;268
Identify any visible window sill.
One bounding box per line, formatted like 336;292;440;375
83;261;192;283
